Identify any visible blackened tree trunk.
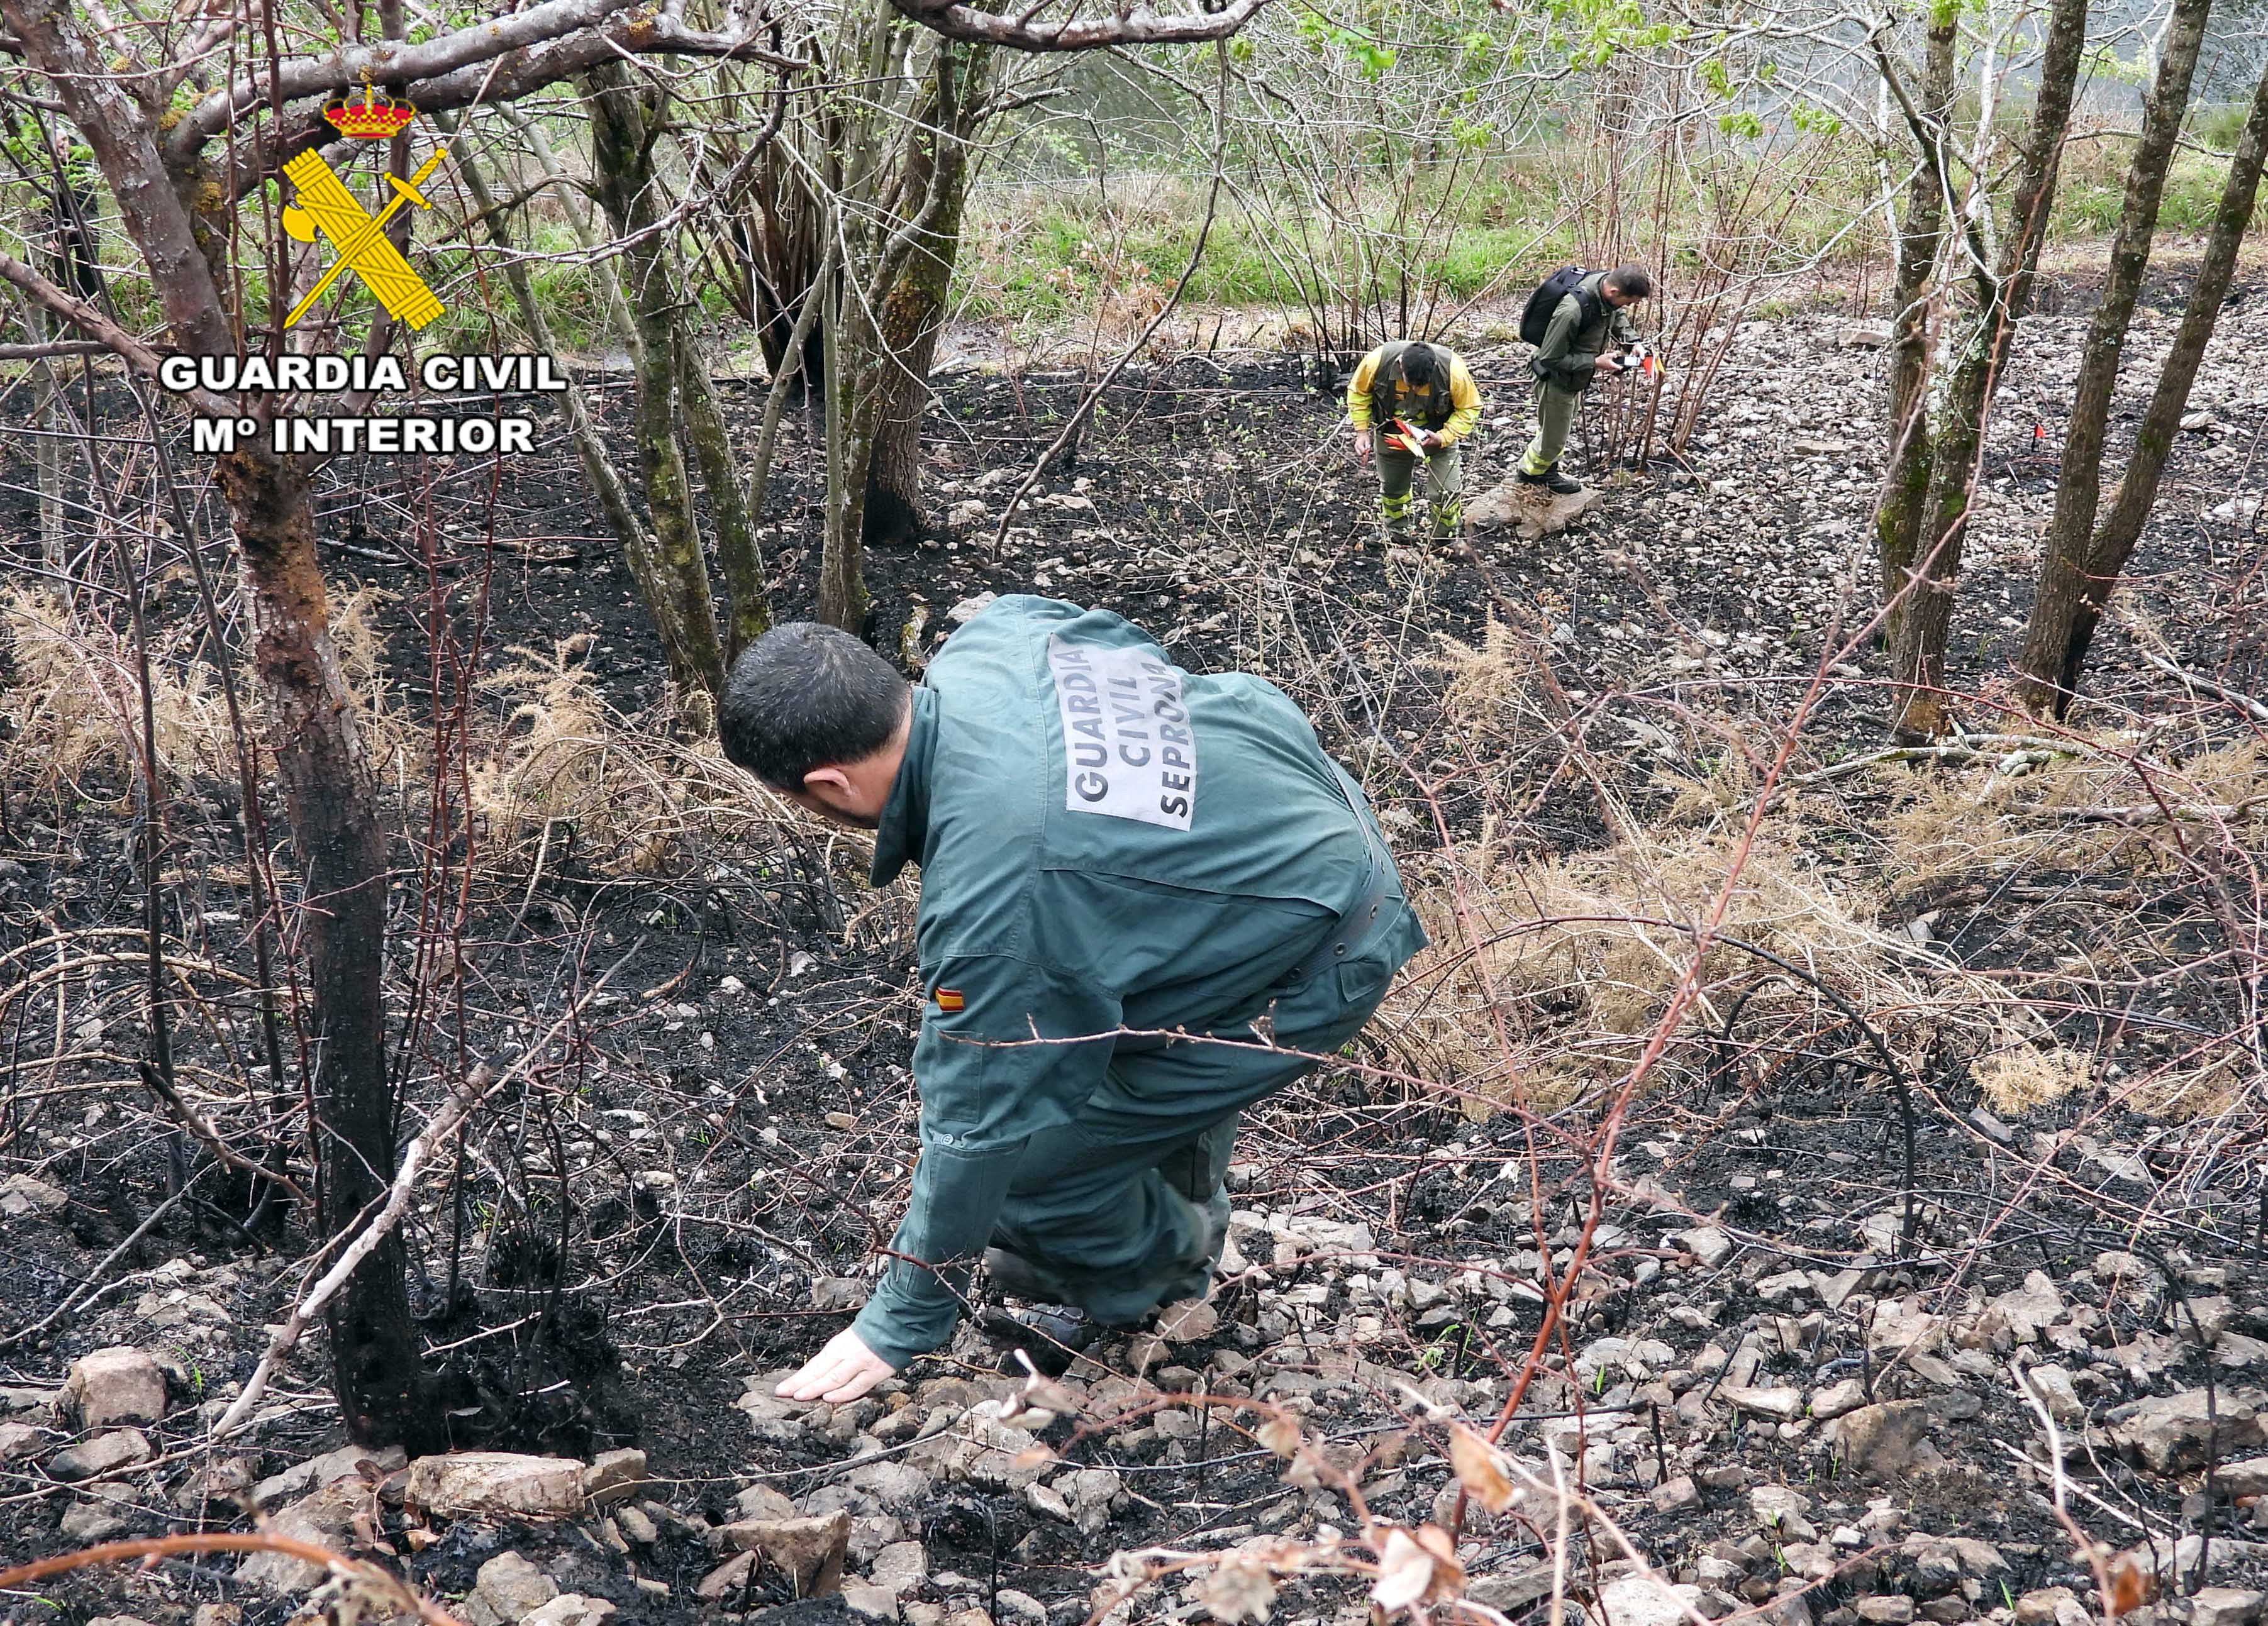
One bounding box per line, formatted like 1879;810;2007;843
216;442;435;1449
0;0;437;1448
2015;18;2256;718
1872;13;1955;649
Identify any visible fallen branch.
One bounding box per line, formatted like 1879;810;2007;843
2140;650;2268;722
0;1532;467;1626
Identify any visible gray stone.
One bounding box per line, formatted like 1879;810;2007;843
58;1495;132;1543
255;1442;408;1508
848;1459;932;1511
906;1402;1047;1490
869;1539;929;1598
616;1505;659;1545
2012;1588;2089;1626
995;1590;1047;1625
51;1428;153;1482
726;1510;850;1596
1826;1401;1948;1479
582;1447;647;1507
0;1421;43;1460
0;1175;67;1218
1855;1601;1915;1626
1678;1227;1733;1267
461;1551;560;1626
1023;1481;1072;1523
811;1277;867;1312
2221;1455;2268;1498
67;1347;167;1427
1470;480;1605;542
1750;1485;1816;1539
2108;1390;2264;1474
2021;1364;2085;1426
238;1482;364;1593
520;1597;616;1626
2190;1589;2267;1626
1722;1385;1805;1422
843;1584;901;1621
1979;1273;2064;1345
696;1554;756;1603
1598;1575;1706;1626
406;1452;586;1518
1469;1568;1557;1612
1652;1474;1702;1513
1157;1298;1220;1342
1810;1379;1869;1421
1065;1465;1122;1534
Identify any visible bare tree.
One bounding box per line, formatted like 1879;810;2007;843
0;0;787;1444
1867;0;2089;740
2015;33;2267;719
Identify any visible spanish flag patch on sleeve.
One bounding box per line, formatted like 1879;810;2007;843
933;988;965;1013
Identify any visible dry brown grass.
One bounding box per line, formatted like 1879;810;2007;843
469;636;798;875
0;585;414;804
1386;826;2011;1119
1;587;235;799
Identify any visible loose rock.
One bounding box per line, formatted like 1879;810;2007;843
67;1347;167;1427
50;1428;154;1482
0;1174;68;1218
405;1452;587;1518
461;1551;560;1626
726;1510;852;1596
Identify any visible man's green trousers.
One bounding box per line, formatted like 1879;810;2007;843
984;904;1413;1326
1519;381;1582;477
1376;443;1464;535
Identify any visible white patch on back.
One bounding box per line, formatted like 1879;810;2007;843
1045;633;1198;831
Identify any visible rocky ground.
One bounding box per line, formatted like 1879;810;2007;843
3;253;2265;1626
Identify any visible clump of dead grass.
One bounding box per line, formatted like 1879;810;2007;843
1;587;235;799
469;637;794;875
1384;825;2010;1117
1971;1020;2093;1115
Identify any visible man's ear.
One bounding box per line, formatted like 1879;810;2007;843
803;765;854;804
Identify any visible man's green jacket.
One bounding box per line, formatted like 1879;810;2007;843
1532;269;1638;393
849;595;1425;1368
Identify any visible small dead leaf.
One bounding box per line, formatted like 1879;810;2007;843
1258;1415;1303;1457
1449;1424;1516;1513
1205;1559;1279;1624
1370;1528;1436;1613
2106;1552;2157;1616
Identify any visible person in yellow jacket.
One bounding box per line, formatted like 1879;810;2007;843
1346;339;1482;542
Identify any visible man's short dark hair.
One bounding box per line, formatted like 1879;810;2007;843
720;622;908;790
1398;343;1440;388
1604;263;1655;301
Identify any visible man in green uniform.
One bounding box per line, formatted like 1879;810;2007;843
1520;263;1654;495
720;598;1427;1403
1346;338;1483;542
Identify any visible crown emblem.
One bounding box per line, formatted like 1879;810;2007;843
323;82;416;140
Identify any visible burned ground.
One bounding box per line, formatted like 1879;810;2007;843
2;272;2267;1626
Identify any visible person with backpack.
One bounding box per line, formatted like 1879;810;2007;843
1517;263;1654;495
1345;338;1483;543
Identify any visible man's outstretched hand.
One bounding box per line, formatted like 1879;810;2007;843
777;1327;896;1403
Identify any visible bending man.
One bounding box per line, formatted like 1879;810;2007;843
721;597;1428;1402
1347;338;1483;543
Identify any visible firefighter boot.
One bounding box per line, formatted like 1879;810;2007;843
1516;462;1582;497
